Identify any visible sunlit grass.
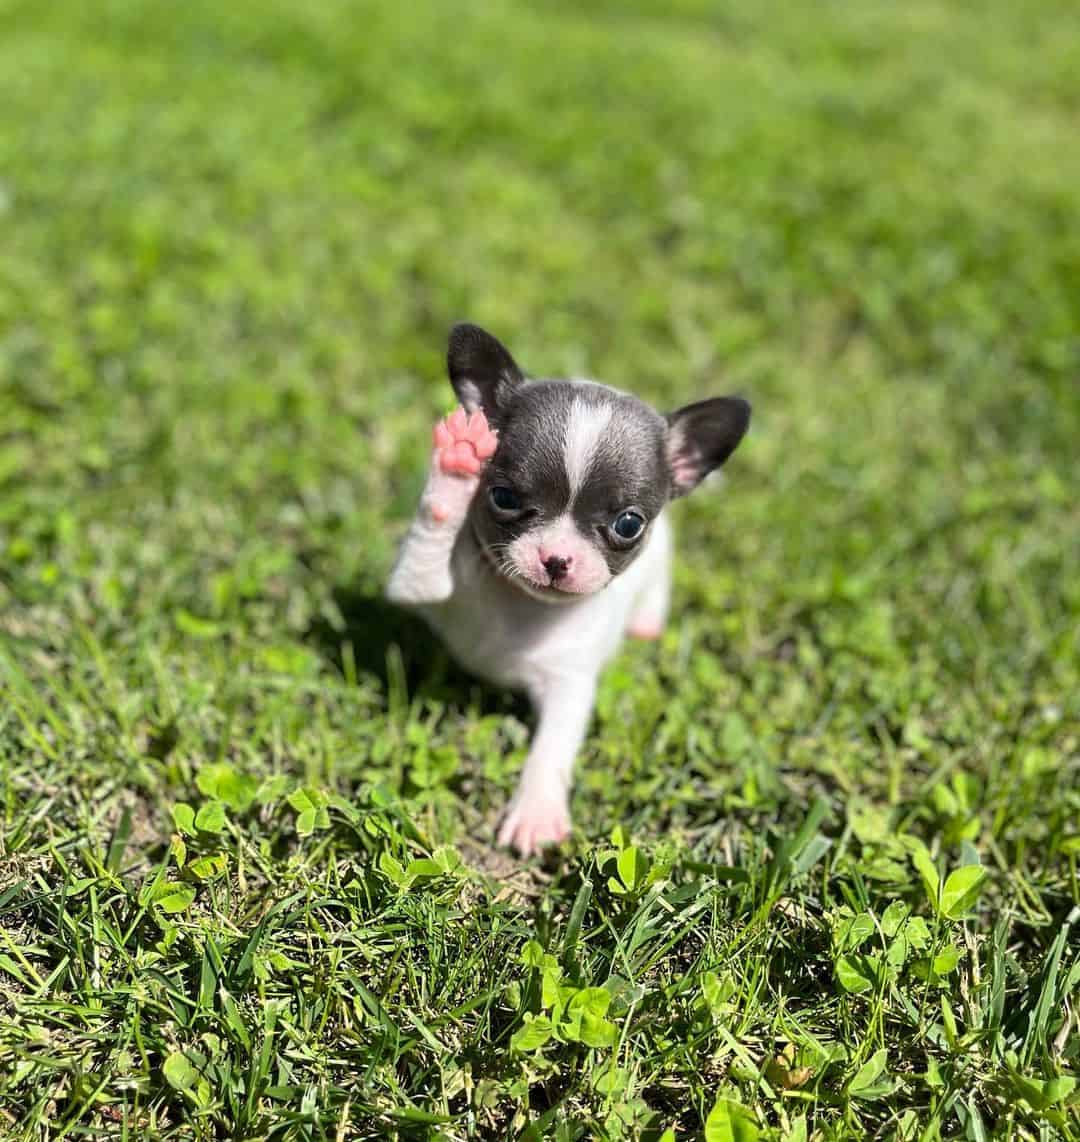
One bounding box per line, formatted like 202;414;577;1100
0;0;1078;1136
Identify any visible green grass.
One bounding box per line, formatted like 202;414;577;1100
1;0;1079;1136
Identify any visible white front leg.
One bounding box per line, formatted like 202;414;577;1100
386;409;498;606
498;675;597;856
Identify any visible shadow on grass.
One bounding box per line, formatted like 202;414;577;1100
306;584;527;719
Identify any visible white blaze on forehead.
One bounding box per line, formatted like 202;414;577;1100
562;397;613;500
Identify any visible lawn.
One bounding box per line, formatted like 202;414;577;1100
1;0;1079;1137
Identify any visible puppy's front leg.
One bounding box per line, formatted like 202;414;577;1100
386;408;497;606
498;676;597;857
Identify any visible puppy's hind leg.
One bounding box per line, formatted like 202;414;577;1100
627;513;672;641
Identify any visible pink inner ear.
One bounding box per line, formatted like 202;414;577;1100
666;425;701;491
669;445;701;490
671;455;698;484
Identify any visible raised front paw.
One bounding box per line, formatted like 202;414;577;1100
424;407;498;523
498;789;571;858
433;407;498;477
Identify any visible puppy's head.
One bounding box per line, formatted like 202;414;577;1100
448;323;750;602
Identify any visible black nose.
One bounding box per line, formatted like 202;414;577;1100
543;555;570;581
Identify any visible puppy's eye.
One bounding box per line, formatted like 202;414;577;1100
490;485;523;513
611;510;646;541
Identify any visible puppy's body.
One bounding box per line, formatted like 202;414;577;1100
437;511;671;693
387;325;748;855
423;504;671;851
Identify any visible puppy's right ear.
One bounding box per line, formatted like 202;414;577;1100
447;323;525;420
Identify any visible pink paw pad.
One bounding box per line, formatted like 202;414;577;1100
433;407;498;476
627;618;664;641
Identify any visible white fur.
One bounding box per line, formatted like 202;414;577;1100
563;396;613;500
434;514;669;697
389;450;671;854
385;453;480;605
506;513;612;595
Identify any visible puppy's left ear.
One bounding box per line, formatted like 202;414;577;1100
447;323;525;422
666;396;751;496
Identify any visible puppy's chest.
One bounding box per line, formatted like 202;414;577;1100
422;535;631;692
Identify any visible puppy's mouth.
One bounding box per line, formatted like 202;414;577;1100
473;534;586;603
513;577;577;602
520;575;584;599
499;561;583;603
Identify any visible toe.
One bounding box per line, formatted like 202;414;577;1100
474;430;498;460
433;420;452;448
454;443;480;472
438;443;474;474
448;406;468;435
497;812;517;849
498;798;571;857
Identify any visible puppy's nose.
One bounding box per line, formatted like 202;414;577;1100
543;554;571;581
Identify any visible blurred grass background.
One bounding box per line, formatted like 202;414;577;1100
1;0;1078;1137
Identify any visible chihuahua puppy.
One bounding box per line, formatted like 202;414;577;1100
387;324;750;855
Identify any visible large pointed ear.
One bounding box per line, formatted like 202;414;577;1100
447;323;525;420
666;396;751;496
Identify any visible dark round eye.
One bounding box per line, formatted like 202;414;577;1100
490;485;523;513
612;510;646;541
